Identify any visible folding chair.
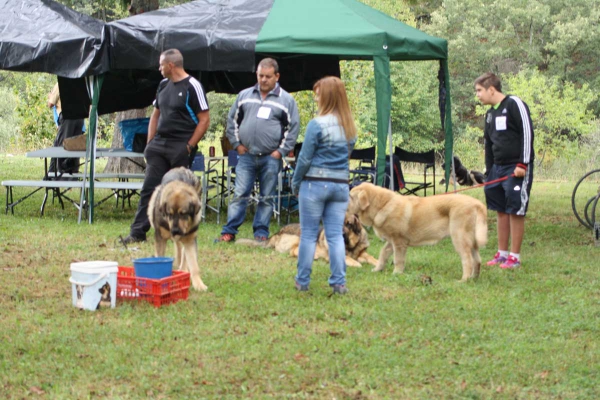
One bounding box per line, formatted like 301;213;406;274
190;154;220;222
394;147;436;196
224;150;239;207
275;161;299;224
349;146;377;185
382;154;405;191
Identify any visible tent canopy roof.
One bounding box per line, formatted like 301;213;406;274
1;0;448;116
0;0;108;78
257;0;447;61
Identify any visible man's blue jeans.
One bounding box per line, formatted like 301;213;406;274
295;180;349;287
221;153;282;238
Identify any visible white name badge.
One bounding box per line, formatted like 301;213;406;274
495;116;507;131
257;106;271;119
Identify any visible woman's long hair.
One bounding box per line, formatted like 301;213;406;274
313;76;357;141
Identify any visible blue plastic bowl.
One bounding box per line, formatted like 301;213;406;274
133;257;173;279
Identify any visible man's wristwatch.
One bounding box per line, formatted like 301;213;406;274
186;143;193;153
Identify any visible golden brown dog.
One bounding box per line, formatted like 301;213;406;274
237;214;378;267
347;182;487;281
148;167;207;291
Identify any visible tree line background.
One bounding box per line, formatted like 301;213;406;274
0;0;598;176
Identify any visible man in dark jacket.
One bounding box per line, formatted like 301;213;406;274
475;72;535;269
121;48;210;245
217;58;300;243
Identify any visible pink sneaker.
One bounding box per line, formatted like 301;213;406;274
499;255;521;269
486;252;507;266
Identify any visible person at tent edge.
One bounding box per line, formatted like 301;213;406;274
46;83;85;176
120;48;210;245
216;58;300;243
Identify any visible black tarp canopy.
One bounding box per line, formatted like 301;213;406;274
0;0;108;77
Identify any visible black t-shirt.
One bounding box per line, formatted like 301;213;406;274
154;76;209;139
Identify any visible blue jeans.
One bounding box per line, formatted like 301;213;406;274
295;180;349;287
221;153;282;238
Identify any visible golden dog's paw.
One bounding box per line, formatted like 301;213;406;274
346;259;362;268
192;282;208;291
371;267;385;272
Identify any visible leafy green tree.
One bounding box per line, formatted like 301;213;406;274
426;0;600;117
475;69;598;163
14;74;57;150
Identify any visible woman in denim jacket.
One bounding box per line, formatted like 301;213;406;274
292;76;357;294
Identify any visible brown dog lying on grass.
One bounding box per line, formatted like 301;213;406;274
347;183;487;281
237;213;378;268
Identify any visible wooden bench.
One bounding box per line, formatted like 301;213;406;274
2;180;143;215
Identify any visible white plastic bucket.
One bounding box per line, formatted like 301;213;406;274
70;261;118;311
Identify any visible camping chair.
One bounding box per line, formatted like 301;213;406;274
349;146;377;186
190;154;220;223
394;147;436;196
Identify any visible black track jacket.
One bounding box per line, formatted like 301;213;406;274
484;95;534;173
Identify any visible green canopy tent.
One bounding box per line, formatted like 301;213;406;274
254;0;452;187
64;0;453;192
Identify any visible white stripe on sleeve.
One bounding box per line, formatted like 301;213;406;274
189;77;209;111
510;96;532;164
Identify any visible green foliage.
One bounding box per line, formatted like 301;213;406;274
292;90;317;142
390;61;443;152
544;1;600;88
453;124;486;170
474;70;598;163
0;86;19;152
426;0;600;121
14;74;56;151
341;61;378;147
57;0;128;21
204;92;236;142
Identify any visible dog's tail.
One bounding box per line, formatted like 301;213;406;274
235;238;270;248
475;205;488;248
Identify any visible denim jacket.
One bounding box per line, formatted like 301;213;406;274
292;114;356;194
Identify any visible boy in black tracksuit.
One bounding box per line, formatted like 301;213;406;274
475;72;534;269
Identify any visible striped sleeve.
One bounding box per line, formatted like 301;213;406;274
188;77;210;112
510;96;533;165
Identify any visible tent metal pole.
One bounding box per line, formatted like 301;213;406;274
83;74;104;224
441;59;454;192
388;117;393;189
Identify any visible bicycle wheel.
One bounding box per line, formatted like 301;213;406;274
571;169;600;229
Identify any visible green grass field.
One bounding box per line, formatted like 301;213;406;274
0;154;598;399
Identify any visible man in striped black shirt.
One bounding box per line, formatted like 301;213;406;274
121;49;210;245
475;72;535;269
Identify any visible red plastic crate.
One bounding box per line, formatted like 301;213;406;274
117;266;190;308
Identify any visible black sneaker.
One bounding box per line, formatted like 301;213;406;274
295;281;309;292
119;234;146;246
332;284;348;295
